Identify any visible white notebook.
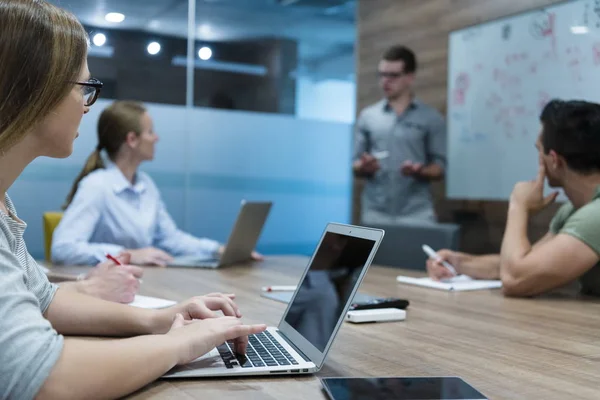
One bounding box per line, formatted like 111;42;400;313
396;274;502;291
129;295;177;309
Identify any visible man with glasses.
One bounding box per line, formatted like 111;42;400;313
353;45;447;224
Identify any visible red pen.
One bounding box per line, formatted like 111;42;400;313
106;253;122;265
106;253;143;283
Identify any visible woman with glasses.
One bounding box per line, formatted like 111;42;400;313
0;1;265;399
51;100;263;266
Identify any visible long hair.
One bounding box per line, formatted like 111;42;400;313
63;101;147;209
0;0;88;153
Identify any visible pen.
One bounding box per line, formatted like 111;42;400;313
106;253;122;265
261;285;297;292
106;253;143;283
422;244;457;276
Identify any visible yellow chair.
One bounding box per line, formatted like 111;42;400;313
43;212;63;262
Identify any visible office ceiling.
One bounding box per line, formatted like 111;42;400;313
49;0;356;80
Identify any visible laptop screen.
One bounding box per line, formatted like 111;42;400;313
283;232;376;352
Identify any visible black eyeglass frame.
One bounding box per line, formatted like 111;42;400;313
73;78;103;106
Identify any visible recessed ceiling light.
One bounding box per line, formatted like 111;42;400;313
105;12;125;23
92;33;106;47
147;42;161;55
198;46;212;60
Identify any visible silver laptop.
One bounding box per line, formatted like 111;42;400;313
169;200;272;268
163;222;384;378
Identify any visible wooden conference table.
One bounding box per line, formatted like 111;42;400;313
50;256;600;400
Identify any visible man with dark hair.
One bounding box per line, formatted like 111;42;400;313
353;45;447;224
427;99;600;297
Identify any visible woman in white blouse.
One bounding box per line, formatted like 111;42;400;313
52;101;261;266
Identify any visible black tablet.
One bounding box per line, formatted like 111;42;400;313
320;377;487;400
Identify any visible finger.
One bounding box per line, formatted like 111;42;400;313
234;335;249;355
436;249;452;258
194;304;218;319
227;325;268;354
151;256;168;267
117;252;131;265
210;296;238;318
536;164;546;184
123;265;144;278
171;313;185;329
206;293;236;300
121;292;135;304
157;250;174;262
220;295;241;317
130;276;140;293
426;261;436;276
434;266;453;281
428;262;450;281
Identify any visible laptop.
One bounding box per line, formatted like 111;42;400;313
169;200;272;268
162;222;385;378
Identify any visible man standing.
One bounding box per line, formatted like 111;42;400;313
353;45;447;224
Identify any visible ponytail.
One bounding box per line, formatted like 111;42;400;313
62;147;105;210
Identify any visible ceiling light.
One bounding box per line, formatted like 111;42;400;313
105;12;125;23
147;42;161;55
92;33;106;47
198;46;212;60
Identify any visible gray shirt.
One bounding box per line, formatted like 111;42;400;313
0;195;63;400
354;98;447;222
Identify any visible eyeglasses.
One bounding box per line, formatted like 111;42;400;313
378;71;405;79
73;78;103;106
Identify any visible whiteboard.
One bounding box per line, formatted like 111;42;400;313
447;0;600;199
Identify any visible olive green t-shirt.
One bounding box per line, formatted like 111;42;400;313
550;188;600;296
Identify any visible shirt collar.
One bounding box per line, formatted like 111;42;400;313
383;96;420;113
105;161;147;194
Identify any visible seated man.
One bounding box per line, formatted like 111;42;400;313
427;99;600;297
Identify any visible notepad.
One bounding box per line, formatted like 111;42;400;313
129;295;177;309
396;274;502;291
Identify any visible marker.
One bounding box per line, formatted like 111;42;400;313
261;285;297;292
422;244;457;276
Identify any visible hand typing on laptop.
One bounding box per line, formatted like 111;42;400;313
168;314;266;364
160;293;266;360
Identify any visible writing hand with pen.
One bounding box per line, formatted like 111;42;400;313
79;252;143;303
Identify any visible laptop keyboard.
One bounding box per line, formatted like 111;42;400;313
216;331;300;368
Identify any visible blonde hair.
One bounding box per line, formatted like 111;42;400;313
0;0;88;152
63;101;147;209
